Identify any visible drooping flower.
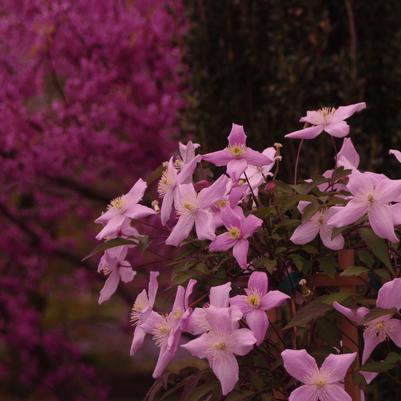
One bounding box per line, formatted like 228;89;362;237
285;102;366;139
202;124;272;181
130;271;160;356
281;349;357;401
158;155;200;225
95;178;155;240
334;278;401;363
140;279;197;378
230;271;289;345
290;202;344;250
182;306;256;395
336;138;360;169
97;246;135;304
165;175;229;246
209;206;263;268
327;170;401;242
389;149;401;163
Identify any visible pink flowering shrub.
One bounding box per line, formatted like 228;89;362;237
0;0;186;399
90;103;401;400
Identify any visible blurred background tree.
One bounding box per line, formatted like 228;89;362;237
183;0;401;181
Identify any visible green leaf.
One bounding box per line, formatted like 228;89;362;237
321;292;351;305
362;307;397;324
284;300;331;329
302;198;320;222
289;254;304;271
357;250;374;268
362;352;401;373
225;391;255;401
359;228;393;272
187;380;219;401
340;266;369;277
254;256;277;274
82;238;137;261
318;255;337;278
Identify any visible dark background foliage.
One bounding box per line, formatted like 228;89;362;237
183;0;401;181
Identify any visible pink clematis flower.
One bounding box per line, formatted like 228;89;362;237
140;279;197;378
327;170;401;242
281;349;357;401
230;271;289;345
209;206;263;269
389;149;401;163
130;271;159;356
178;140;200;166
202;124;272;182
97;246;135;304
290;202;344;250
334;278;401;363
336;137;360;170
285;102;366;140
158;155;200;225
95;178;155;240
182;306;256;395
165;175;229;246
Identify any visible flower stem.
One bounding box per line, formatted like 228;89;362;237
293;139;304;185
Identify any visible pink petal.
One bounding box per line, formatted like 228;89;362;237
327;200;367;228
232;238;249;268
347;170;373;197
300;110;325;125
319;225;344;250
177;155;201;184
220;206;243;229
368;204;398;242
332;302;369;325
325;121;350;138
165;214;194;246
124;204;155;220
375;178;401;203
320;353;357;383
130;326;146;356
202;149;233;166
194;209;216;241
96;214;126;240
98;269;120;304
184;279;197;310
389;149;401;163
185;308;209;335
198;175;229;208
227;159;248;182
119;263;136;283
322;383;352;401
181;333;209;358
337;138;360;168
229;295;249;314
376;278;401;310
245;309;268;345
288;385;318;401
126;178;148;204
95;207;120;224
205;306;237;334
243;148;272;166
390;203;401;226
385;319;401;348
261;290;290;311
152;344;175;378
141;311;165;333
210;352;239;396
242;214;263;237
228;123;247;146
229;328;257;354
172;285;185;312
332;102;366;122
281;349;319;384
148;271;160;307
362;329;383;364
210;282;232;307
285;125;323;140
248;271;268;294
209;232;236;252
290;220;320;245
360;370;378;385
160;188;174;225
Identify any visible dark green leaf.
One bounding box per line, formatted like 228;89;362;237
340;266;369;277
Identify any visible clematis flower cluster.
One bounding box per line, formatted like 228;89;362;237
89;101;401;399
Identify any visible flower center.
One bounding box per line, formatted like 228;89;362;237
367;193;375;204
318;214;325;225
318;107;336;124
152;324;171;347
228;226;241;240
158;170;174;197
247;293;261;308
101;266;112;276
109;196;125;210
172;308;183;320
314;377;327;389
174;157;183;170
213;342;226;351
228;144;246;158
215;199;229;209
375;321;385;331
183;201;197;212
130;302;145;325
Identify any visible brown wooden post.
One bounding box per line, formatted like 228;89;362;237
338;249;361;401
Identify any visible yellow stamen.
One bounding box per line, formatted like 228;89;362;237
228;144;246;158
213;342;226;350
109;196;124;210
247;293;261;308
183;201;197;212
367;193;375;204
315;378;326;389
215;199;229;209
228;226;241;240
